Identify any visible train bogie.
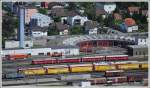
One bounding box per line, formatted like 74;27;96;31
70;64;93;73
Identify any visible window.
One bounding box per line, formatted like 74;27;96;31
25;44;29;47
135;51;138;55
139;51;141;55
38;53;44;55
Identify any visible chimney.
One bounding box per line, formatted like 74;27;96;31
19;7;25;48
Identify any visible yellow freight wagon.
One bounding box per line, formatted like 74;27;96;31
117;64;140;70
70;64;93;73
19;67;45;75
141;63;148;69
44;65;69;74
94;64;116;71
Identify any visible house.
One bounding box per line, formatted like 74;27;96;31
128;7;140;15
51;6;66;17
95;3;107;18
133;37;148;45
31;26;48;37
113;13;122;20
41;2;49;8
141;10;148;16
13;6;38;24
127;45;148;57
119;18;138;33
51;22;69;35
84;21;99;35
67;11;88;26
30;13;53;27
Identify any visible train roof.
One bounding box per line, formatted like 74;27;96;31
43;65;68;68
18;67;44;70
106;55;128;57
32;58;56;61
69;64;92;67
93;62;111;65
105;70;124;73
82;56;105;58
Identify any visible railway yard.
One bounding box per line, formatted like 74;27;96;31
2;51;148;86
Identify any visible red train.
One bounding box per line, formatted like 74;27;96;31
32;55;128;65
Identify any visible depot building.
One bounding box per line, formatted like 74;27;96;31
2;45;79;56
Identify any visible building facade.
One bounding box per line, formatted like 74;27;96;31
30;13;53;27
3;46;79;56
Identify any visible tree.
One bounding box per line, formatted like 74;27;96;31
70;26;84;35
53;16;61;22
48;25;59;35
38;8;48;15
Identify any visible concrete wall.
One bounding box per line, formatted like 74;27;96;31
5;40;33;49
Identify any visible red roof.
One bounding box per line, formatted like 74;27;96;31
124;18;136;26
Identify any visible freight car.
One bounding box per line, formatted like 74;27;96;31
18;67;45;75
105;70;124;77
69;64;93;73
47;52;63;57
44;65;69;74
3;73;25;79
31;55;128;65
18;62;148;75
5;54;31;60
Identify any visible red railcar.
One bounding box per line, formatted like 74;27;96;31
88;78;107;85
82;56;105;62
59;58;81;63
32;59;57;64
107;76;127;83
106;55;128;61
105;70;124;77
6;54;31;60
127;74;145;82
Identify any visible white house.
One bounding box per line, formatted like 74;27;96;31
31;26;48;37
84;21;99;35
67;15;88;26
133;37;148;45
30;13;53;27
127;25;138;32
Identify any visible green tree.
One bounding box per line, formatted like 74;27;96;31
2;15;18;48
70;26;84;35
38;8;48;14
53;16;61;22
48;25;59;35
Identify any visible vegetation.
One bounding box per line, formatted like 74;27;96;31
38;8;48;15
48;26;59;35
53;16;61;22
70;26;84;35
